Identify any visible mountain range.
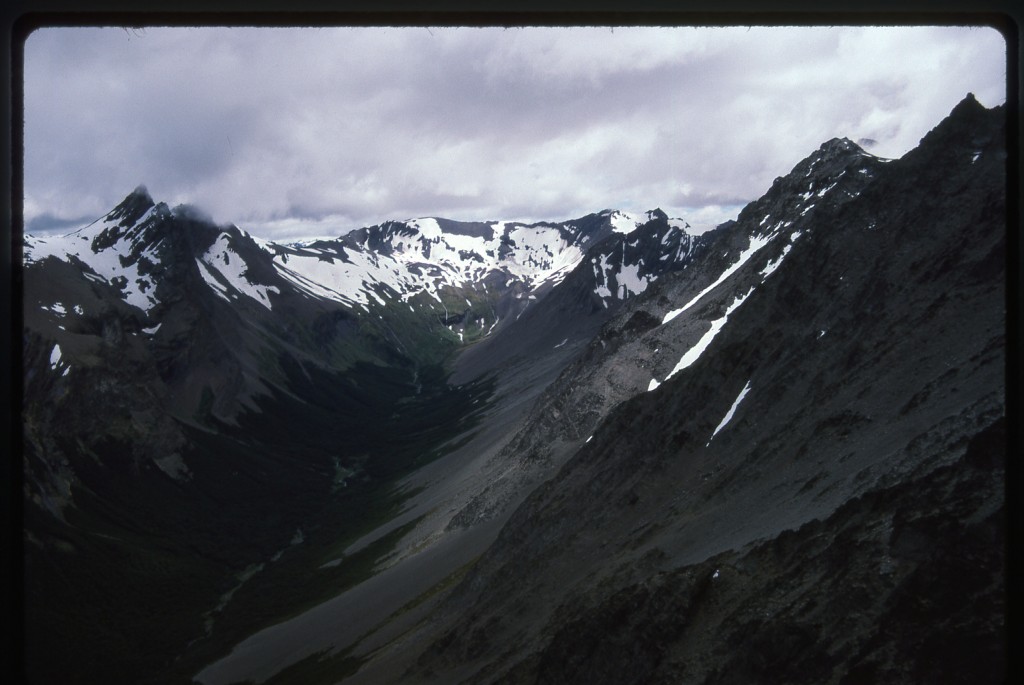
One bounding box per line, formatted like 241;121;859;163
19;93;1007;684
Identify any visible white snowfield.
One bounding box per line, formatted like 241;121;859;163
198;233;280;311
25;206;165;312
272;209;692;308
272;216;592;309
609;209;648;234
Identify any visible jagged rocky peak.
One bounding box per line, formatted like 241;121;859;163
953;91;983;115
791;136;872;178
908;92;1002;165
818;136;862;155
104;183;157;227
600;207;672;235
737;131;885;231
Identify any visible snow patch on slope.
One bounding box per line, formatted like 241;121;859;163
662;232;774;324
25;210;163;312
616;261;649;298
198;234;280;310
608;210;643;234
658;286;756;385
707;380;752;445
273;248;403;307
759;231;803;281
41;302;67;317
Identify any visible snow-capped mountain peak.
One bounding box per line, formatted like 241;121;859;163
25;189;172;312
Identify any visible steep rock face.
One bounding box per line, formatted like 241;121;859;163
440;132;888;536
384;96;1006;684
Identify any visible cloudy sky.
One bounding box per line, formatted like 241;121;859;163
23;24;1006;240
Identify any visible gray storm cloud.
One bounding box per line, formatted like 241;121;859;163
23;25;1006;239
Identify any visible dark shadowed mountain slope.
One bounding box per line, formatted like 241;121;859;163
344;94;1006;685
